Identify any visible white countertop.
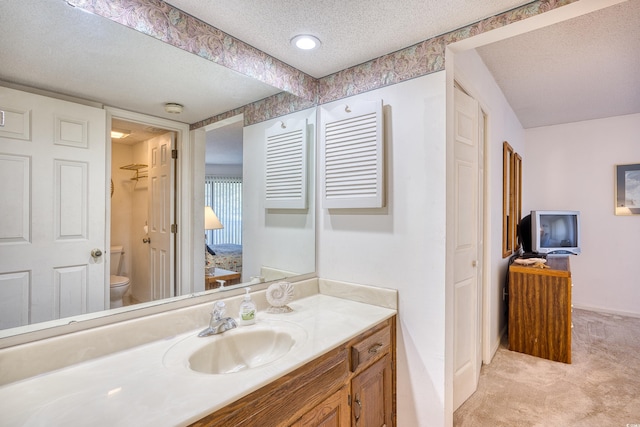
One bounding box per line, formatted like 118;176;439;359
0;294;396;427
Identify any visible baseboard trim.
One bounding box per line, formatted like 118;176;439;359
484;325;507;365
573;304;640;319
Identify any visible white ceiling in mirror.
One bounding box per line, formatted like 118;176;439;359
206;119;243;166
111;119;169;145
0;0;281;124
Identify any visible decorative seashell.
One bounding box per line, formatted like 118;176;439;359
266;281;294;313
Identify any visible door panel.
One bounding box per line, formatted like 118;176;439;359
0;86;106;329
148;133;175;300
452;86;481;410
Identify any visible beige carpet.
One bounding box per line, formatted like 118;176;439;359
454;309;640;427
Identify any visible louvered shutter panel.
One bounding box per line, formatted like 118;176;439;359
320;99;384;208
264;119;308;209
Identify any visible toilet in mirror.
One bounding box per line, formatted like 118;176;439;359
110;246;131;308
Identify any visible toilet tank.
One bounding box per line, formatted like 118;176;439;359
110;245;124;276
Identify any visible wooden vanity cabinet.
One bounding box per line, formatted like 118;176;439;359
348;321;394;427
350;353;393;426
290;385;351;427
190;316;396;427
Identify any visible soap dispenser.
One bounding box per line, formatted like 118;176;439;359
238;288;256;325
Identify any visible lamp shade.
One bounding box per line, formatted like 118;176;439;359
204;206;223;230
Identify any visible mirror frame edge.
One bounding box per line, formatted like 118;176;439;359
502;141;514;258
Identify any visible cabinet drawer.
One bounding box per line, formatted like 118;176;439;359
350;324;391;372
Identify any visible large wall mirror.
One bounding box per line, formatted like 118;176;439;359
0;1;316;343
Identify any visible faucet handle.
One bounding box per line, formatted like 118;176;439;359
212;300;226;320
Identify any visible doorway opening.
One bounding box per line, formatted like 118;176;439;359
202;115;244;288
109;118;176;307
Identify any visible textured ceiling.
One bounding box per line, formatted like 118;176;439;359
166;0;532;79
1;0;637;139
476;0;640;128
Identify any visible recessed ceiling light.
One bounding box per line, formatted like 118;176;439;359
110;129;131;139
291;34;321;50
164;103;184;114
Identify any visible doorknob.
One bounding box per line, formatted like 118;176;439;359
472;260;478;267
91;249;103;258
143;237;151;244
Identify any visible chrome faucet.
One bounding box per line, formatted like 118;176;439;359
198;300;238;337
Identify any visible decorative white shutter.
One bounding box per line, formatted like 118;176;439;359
264;119;308;209
320;99;384;208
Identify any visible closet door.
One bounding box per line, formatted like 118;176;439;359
452;86;482;410
0;86;107;328
148;132;175;300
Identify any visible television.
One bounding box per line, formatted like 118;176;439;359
519;210;581;255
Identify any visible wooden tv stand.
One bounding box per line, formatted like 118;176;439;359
508;256;572;363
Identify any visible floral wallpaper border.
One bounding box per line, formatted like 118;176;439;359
70;0;577;127
317;0;576;104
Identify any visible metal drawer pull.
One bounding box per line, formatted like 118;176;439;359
354;396;362;422
368;343;383;354
0;110;5;127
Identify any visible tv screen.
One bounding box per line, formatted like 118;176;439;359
531;210;581;255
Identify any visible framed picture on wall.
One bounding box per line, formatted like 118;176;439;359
615;163;640;215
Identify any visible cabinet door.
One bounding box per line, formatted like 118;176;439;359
291;386;350;427
351;354;393;427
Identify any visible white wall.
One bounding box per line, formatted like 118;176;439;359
452;49;526;358
243;108;316;281
317;74;448;426
315;53;526;425
524;113;640;317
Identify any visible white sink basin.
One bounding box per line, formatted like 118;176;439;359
163;320;307;375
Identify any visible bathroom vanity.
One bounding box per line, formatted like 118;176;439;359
0;279;397;426
192;316;395;426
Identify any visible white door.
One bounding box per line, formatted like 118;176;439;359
148;132;175;300
0;86;106;328
452;86;482;409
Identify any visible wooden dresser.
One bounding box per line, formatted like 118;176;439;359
508;256;572;363
205;268;241;289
